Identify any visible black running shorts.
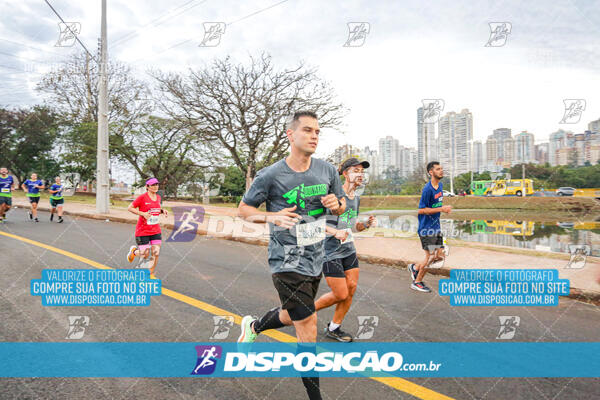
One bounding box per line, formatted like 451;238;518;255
322;252;359;278
271;271;321;321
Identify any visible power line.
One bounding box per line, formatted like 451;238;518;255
111;0;208;48
43;0;95;61
227;0;289;26
0;64;44;74
0;37;67;58
130;0;291;64
0;50;56;64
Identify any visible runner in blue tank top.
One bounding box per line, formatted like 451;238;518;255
21;172;44;222
0;167;16;223
48;176;65;223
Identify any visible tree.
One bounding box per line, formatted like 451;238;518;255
36;52;151;125
115;116;216;197
218;165;246;197
400;164;429;195
153;53;346;190
0;106;61;184
36;52;152;181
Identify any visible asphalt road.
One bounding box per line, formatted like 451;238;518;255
1;207;599;400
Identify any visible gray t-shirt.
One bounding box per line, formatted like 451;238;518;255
242;158;344;277
324;193;360;262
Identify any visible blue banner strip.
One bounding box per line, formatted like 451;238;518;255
0;342;598;378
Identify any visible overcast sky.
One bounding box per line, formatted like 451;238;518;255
1;0;600;165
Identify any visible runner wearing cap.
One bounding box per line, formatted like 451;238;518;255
22;173;44;222
237;111;346;400
407;161;452;292
315;157;376;342
48;176;65;223
126;178;168;278
0;167;16;223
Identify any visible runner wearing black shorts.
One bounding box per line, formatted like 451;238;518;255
408;161;452;292
237;111;346;400
0;167;15;223
315;157;376;342
127;178;168;279
22;173;44;222
48;176;65;223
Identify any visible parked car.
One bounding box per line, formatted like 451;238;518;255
443;190;455;197
556;187;575;196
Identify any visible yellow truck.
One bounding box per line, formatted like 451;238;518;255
490;179;534;196
573;188;600;198
471;220;535;236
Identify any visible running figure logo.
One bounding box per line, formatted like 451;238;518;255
421;99;445;123
339;208;358;225
355;316;379;339
282;245;305;269
199;22;226;47
191;345;222;375
66;316;89;339
55;22;81;47
210;316;235;340
60;172;80;196
167;206;205;242
282;184;328;209
565;245;590;269
496;316;520;339
343;22;370;47
485;22;512;47
559;99;586;124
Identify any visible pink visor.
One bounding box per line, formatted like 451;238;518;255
146;178;159;186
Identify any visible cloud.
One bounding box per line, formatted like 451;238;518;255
1;0;599;152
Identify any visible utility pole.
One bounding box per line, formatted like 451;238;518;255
522;163;526;197
470;170;473;193
450;161;454;194
96;0;109;214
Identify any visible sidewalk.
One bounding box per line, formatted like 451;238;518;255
10;197;600;301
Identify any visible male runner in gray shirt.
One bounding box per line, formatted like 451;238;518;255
237;111;346;400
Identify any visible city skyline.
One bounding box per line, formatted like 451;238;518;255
328;112;600;178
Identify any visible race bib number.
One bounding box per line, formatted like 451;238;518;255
295;219;326;246
342;228;355;244
1;188;9;193
147;215;160;225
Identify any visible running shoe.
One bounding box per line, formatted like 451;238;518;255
58;217;63;223
324;323;353;342
127;246;137;263
50;214;54;222
34;218;39;223
408;263;418;281
238;315;258;343
411;281;432;293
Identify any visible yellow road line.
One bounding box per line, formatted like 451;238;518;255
0;230;455;400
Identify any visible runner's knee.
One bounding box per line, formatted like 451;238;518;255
347;281;357;297
332;285;349;302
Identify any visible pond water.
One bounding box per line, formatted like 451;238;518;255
368;211;600;256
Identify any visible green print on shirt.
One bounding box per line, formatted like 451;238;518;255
282;183;328;209
339;208;358;224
